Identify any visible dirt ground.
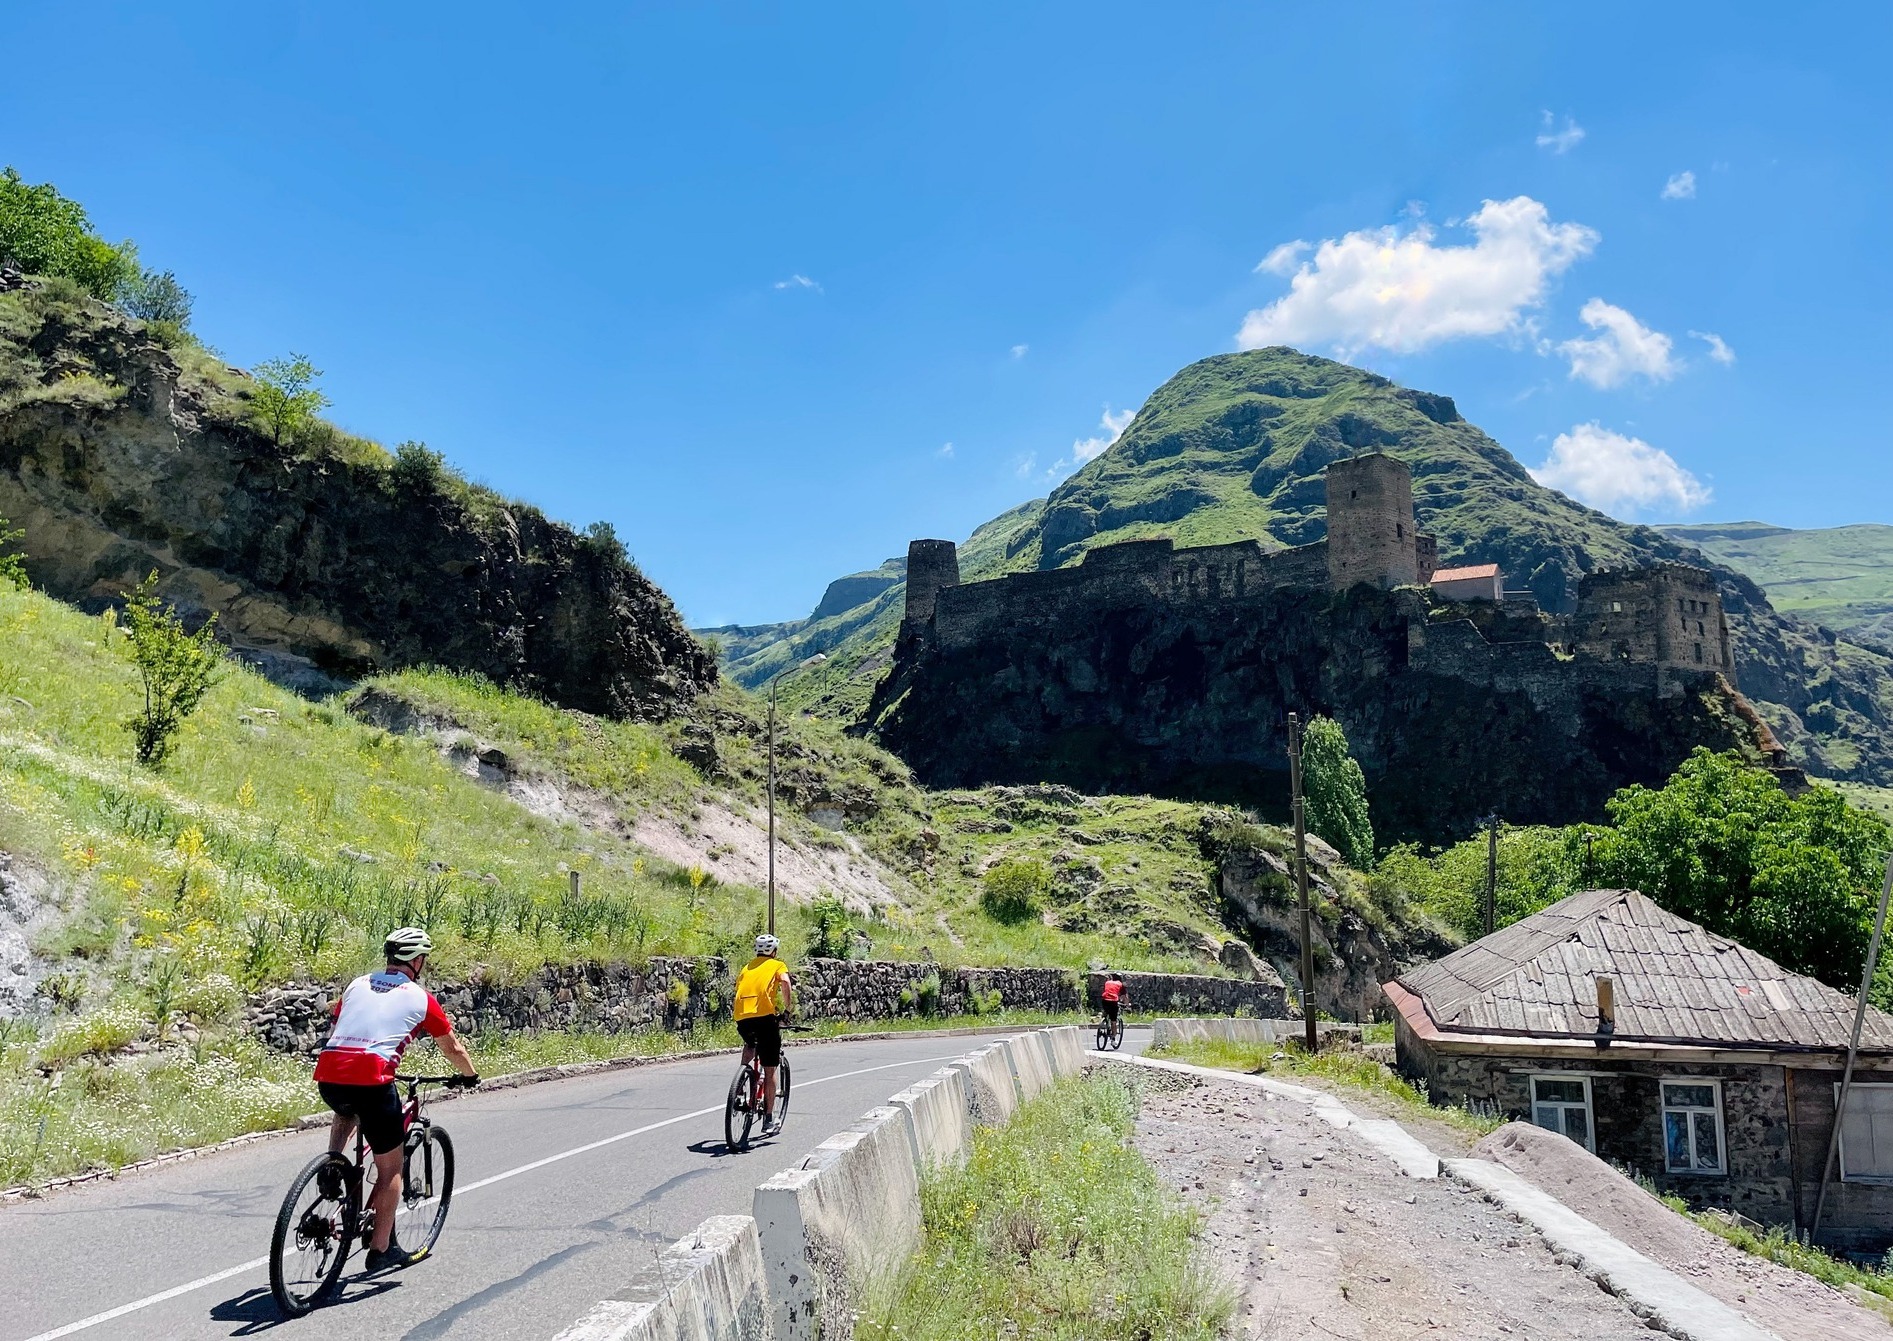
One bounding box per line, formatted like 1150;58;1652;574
1475;1121;1890;1341
1133;1071;1662;1340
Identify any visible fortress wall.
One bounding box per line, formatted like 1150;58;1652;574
1572;564;1731;673
903;539;961;628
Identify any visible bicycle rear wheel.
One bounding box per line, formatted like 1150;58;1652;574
725;1063;757;1151
771;1057;792;1134
1095;1020;1109;1050
270;1152;358;1316
395;1123;455;1255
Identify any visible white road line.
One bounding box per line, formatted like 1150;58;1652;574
19;1052;955;1341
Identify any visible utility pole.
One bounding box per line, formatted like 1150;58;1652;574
1582;829;1596;888
1287;713;1318;1052
1484;818;1499;931
1813;853;1893;1241
766;653;828;936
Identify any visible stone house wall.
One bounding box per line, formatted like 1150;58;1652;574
1396;1017;1893;1249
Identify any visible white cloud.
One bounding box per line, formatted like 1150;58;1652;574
773;274;822;292
1014;453;1038;479
1070;406;1134;466
1010;343;1029;360
1237;197;1598;355
1256;240;1310;276
937;441;955;459
1558;299;1678;388
1531;423;1711;516
1661;170;1697;200
1535;112;1586;154
1690;330;1736;364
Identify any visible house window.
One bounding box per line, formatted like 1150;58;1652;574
1662;1080;1726;1175
1838;1084;1893;1183
1694;643;1704;663
1611;601;1623;613
1531;1075;1594;1150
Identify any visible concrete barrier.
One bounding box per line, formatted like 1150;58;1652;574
1002;1032;1055;1101
1147;1017;1362;1051
553;1214;772;1341
887;1066;972;1171
753;1105;923;1341
949;1042;1020;1126
1040;1025;1087;1078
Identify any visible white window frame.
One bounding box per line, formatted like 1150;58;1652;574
1530;1073;1595;1152
1836;1082;1893;1185
1660;1077;1728;1177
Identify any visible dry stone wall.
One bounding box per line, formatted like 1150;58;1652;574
245;957;1288;1053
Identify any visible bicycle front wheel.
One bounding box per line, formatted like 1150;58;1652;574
270;1152;357;1316
1110;1018;1125;1050
726;1064;756;1151
396;1124;455;1256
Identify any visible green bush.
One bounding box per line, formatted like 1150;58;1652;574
250;354;331;446
0;515;25;589
980;857;1049;925
1302;715;1375;868
805;894;857;959
118;573;225;768
0;167;140;300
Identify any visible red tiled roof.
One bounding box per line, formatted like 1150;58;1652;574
1430;564;1501;582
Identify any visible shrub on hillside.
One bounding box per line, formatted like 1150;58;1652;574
805;894;856;960
0;167;139;301
0;515;25;589
250;354;330;446
118;573;225;768
980;857;1049;925
1301;715;1374;869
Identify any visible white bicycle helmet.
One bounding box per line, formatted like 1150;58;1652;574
755;933;780;956
385;926;433;963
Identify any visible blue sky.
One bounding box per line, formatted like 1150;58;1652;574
4;4;1888;626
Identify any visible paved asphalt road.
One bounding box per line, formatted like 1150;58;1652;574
1;1026;1146;1341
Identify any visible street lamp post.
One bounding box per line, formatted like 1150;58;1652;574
766;653;827;935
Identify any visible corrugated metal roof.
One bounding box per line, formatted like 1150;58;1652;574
1395;889;1893;1051
1431;564;1502;582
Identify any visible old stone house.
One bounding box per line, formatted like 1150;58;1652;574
1384;888;1893;1250
1430;562;1504;602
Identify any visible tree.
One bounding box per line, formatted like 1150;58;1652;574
250;354;330;445
0;516;25;589
1302;715;1375;868
1374;826;1578;942
0;167;140;300
1588;749;1892;990
123;268;193;329
119;574;224;768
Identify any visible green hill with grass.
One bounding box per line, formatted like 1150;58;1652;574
710;348;1893;786
1658;521;1893;649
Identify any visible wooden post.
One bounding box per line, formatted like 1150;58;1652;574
1287;713;1318;1052
569;870;580;900
1484;815;1500;937
1813;853;1893;1241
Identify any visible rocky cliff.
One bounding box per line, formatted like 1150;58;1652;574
0;273;715;718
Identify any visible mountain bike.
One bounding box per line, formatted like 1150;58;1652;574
1095;1012;1125;1051
724;1022;810;1151
268;1075;462;1316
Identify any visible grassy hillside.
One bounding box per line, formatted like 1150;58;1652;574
1658;521;1893;648
2;580;1431;1183
707;348;1893;785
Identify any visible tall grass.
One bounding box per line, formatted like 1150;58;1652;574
859;1073;1233;1341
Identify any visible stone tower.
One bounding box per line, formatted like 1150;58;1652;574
903;539;961;631
1572;564;1733;674
1325;454;1420;591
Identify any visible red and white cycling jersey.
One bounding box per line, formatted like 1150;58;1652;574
314;969;452;1086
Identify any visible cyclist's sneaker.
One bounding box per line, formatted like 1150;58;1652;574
364;1241;428;1272
761;1118;781;1138
316;1162;345;1202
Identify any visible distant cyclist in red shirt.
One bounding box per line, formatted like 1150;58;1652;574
314;927;478;1271
1100;972;1128;1025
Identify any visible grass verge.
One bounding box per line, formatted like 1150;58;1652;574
1148;1037;1502;1138
858;1072;1233;1341
1644;1184;1893;1305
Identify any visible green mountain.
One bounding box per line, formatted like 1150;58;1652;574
1657;521;1893;649
707;348;1893;786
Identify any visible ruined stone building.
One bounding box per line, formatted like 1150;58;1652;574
868;454;1774;843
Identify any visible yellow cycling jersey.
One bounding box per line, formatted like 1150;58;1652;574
733;956;789;1021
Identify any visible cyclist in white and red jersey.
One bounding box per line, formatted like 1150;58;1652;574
315;927;478;1270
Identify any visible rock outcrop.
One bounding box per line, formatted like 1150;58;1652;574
0;273;715;718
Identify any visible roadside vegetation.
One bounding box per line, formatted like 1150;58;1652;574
859;1072;1232;1341
1641;1179;1893;1308
1149;1036;1502;1138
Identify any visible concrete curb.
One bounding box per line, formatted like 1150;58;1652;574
554;1214;772;1341
1448;1158;1784;1341
0;1022;1061;1205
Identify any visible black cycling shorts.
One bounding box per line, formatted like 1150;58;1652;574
1102;1000;1121;1022
737;1014;782;1067
319;1081;406;1155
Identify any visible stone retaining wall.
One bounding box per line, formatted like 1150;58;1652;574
245;957;1286;1054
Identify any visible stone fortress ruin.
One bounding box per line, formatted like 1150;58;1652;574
871;454;1772;843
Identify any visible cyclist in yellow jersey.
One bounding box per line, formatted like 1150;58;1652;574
733;934;795;1136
